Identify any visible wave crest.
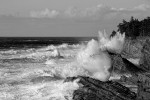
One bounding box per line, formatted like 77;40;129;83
98;31;125;53
76;39;112;81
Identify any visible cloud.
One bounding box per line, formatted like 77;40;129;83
102;4;150;20
63;4;150;20
64;7;82;17
30;8;59;18
133;4;150;11
62;4;116;19
29;5;112;19
29;4;150;20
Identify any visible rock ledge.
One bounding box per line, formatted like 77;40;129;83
64;76;136;100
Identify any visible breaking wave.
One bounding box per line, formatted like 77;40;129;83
98;31;125;54
0;32;128;100
76;39;112;81
0;43;81;62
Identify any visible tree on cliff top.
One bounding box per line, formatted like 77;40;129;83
113;16;150;39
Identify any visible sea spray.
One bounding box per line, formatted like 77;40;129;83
46;79;80;100
44;31;125;81
45;60;89;79
11;79;80;100
76;39;112;81
98;30;110;51
98;31;125;54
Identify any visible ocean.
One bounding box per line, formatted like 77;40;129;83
0;37;97;49
0;37;99;100
0;37;137;100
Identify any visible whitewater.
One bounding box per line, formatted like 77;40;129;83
0;31;126;100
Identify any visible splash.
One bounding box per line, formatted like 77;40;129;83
98;31;125;54
20;49;61;61
77;39;112;81
0;80;80;100
44;79;80;100
45;59;56;65
76;30;125;81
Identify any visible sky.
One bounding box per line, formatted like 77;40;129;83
0;0;150;37
0;0;148;14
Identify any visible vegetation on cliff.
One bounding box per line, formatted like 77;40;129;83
112;17;150;39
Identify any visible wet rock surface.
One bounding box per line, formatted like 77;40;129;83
120;73;150;100
139;39;150;72
111;38;150;100
121;38;150;72
64;76;136;100
109;52;144;74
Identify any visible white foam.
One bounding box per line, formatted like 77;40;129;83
39;43;78;52
45;79;80;100
52;49;61;57
76;39;112;81
98;31;125;54
58;43;69;49
37;45;56;52
0;49;17;55
46;60;89;79
45;59;56;65
17;49;61;60
16;79;80;100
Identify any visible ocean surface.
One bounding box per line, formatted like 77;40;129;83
0;37;136;100
0;37;96;100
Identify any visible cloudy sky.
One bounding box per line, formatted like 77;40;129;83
0;0;150;37
0;0;148;14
